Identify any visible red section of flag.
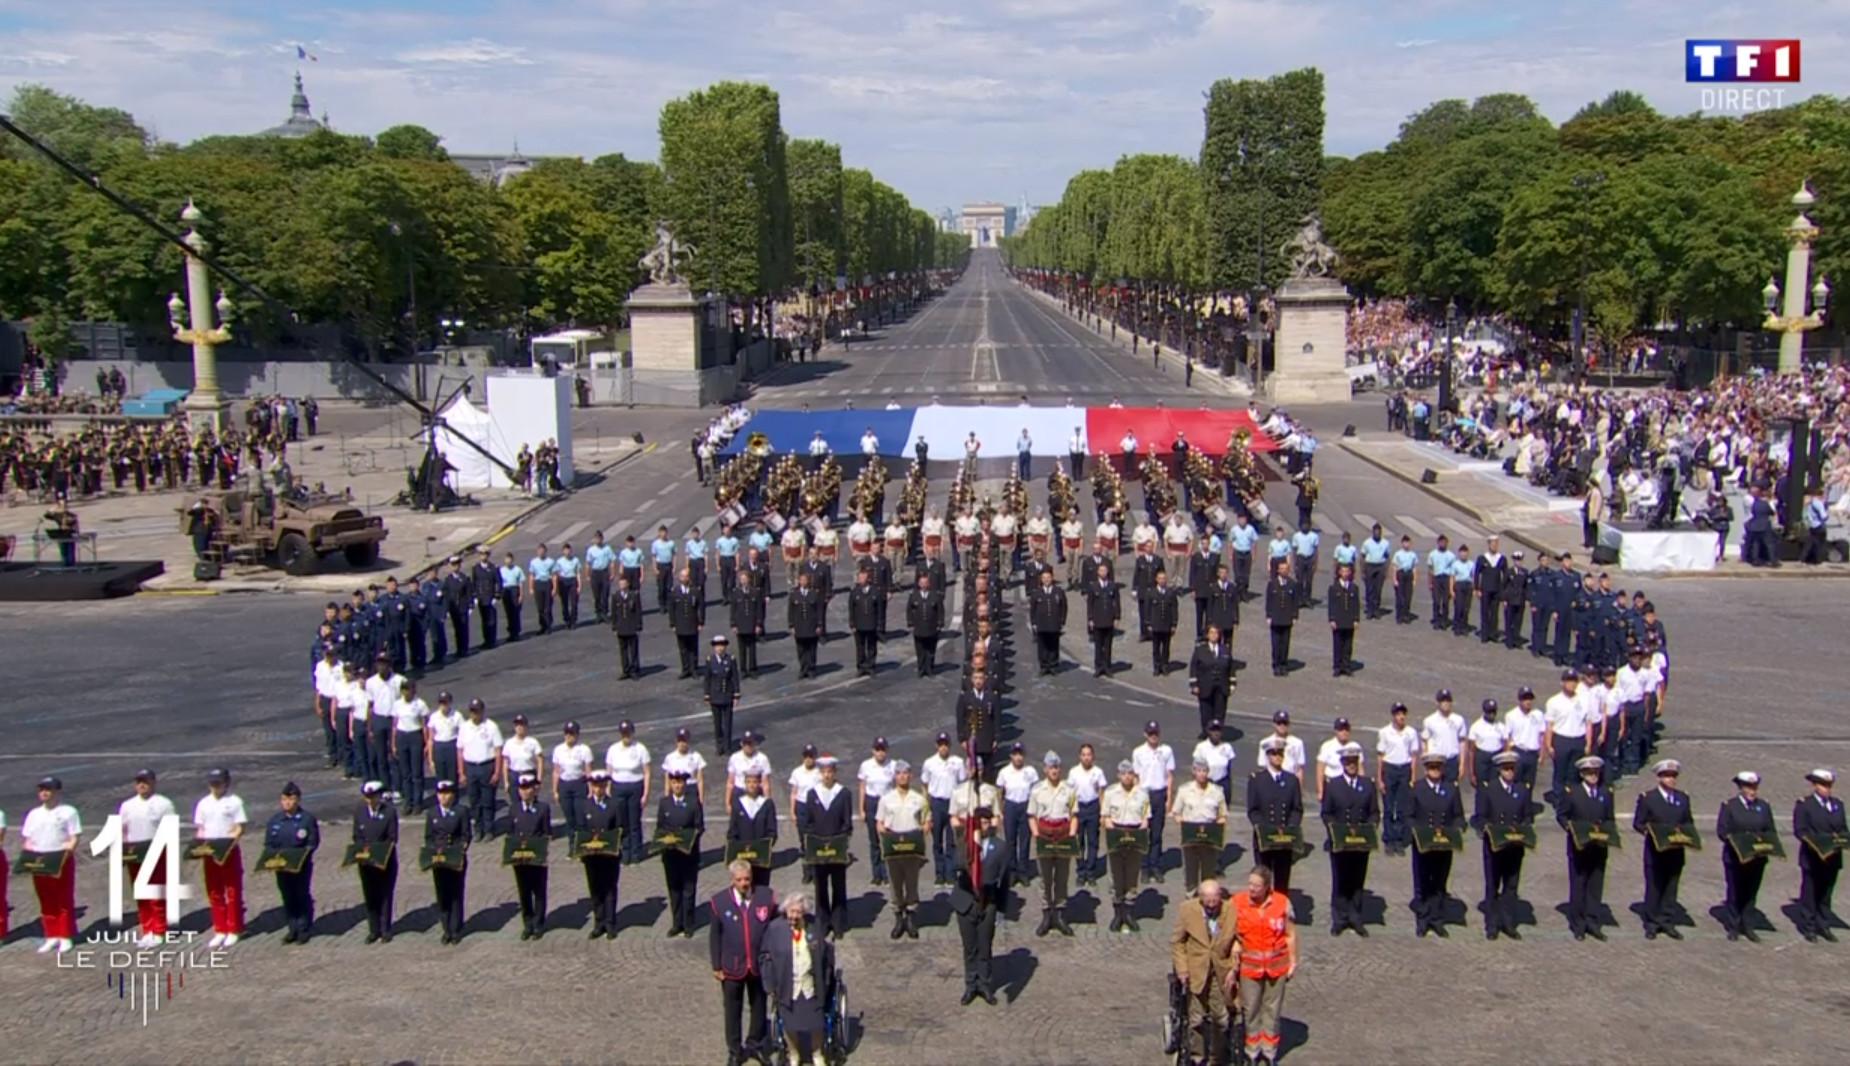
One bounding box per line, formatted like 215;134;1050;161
1083;407;1277;456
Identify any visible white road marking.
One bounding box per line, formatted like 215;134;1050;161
603;519;633;540
1313;511;1340;532
1352;513;1378;531
1395;514;1437;539
1437;516;1486;541
556;520;590;544
443;526;481;542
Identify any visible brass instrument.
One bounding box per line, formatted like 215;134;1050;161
1182;448;1223;511
897;460;929;526
1140;451;1177;519
1002;473;1029;517
1089;451;1127;518
1047;467;1077;524
765;454;805;516
800;457;842;518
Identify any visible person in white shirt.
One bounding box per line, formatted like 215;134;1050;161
787;743;823;886
726;730;774;801
1421;691;1467;786
1376;703;1420;853
1502;687;1546;791
1266;711;1308;782
860;428;880;456
551;720;594;833
660;727;709;807
875;760;931;938
1193;722;1237;808
119;769;178;947
1463;699;1510;788
858;739;899;884
363;657;404;787
1314;718;1361;801
337;663;369;782
392;680;430;811
1068;743;1110;886
604;719;651;863
457;699;505;838
425;693;464;802
995;743;1041;885
22;777;83;953
501;714;546;814
1132;722;1177;882
1544;670;1592;802
919;732;968;886
193;768;249;948
313;644;344;769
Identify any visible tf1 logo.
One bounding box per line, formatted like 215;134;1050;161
1685;40;1801;82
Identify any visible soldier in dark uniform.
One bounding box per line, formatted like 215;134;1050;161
1187;539;1220;640
380;576;410;672
1247;738;1305;893
849;570;882;676
727;570;765;678
436;558;464;661
1132;547;1162;639
1405;751;1464;937
611;575;644;679
727;769;779;889
1472;751;1536;940
659;769;704;937
1141;569;1180;675
915;555;948;597
1793;768;1843;942
669;568;703;678
1474;539;1507;644
1528;552;1558;660
907;574;945;676
470;549;500;649
1264;559;1300;677
424;780;470;944
1187;625;1234;740
1204;563;1239;648
1028;568;1067;675
352;780;399;944
1320;744;1378;937
1500;551;1528;649
265;781;320;943
1023;548;1055;594
957;669;998;778
1715;770;1774;942
796;756;853;940
404;577;429;672
705;634;743;755
578;770;625;939
1326;562;1361;677
1556;755;1613;940
788;571;825;679
1633;759;1695;939
509;773;552;939
864;542;895;636
1085;563;1121;677
1081;545;1113;588
952;806;1010;1006
802;550;833;623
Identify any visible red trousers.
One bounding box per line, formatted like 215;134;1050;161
33;858;76;939
127;859;167;935
203;846;245;934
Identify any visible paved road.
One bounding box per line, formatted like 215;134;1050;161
1;257;1846;1063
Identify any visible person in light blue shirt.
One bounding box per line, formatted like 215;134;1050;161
683;527;710;613
715;524;742;598
498;551;526;641
618;536;645;595
1390;535;1419;623
555;543;584;628
1291;524;1321;606
585;534;616;624
1410;398;1432;440
1359;523;1391;618
1425;535;1455;631
649;526;676;609
1228;515;1259;599
1448;544;1475;637
1267;526;1293;562
747;525;774;556
528;544;558;634
1332;531;1358;568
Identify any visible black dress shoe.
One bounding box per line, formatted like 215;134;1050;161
1573;929;1586;941
1503;928;1521;941
590;926;605;940
1644;928;1658;940
1433;924;1449;938
1801;929;1820;943
365;932;380;944
1485;928;1498;941
282;930;297;944
1819;927;1839;943
520;929;534;941
1725;928;1739;942
1353;924;1368;938
981;990;998;1005
960;990;978;1006
1587;927;1607;942
379;932;393;943
1055;914;1073;937
1663;926;1683;940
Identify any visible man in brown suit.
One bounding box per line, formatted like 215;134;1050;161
1170;878;1238;1064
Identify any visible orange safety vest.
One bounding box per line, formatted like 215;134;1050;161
1232;890;1292;980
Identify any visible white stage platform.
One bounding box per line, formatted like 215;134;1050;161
1599;524;1718;573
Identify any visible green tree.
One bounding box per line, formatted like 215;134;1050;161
1200;67;1326;290
656;82;792;297
1404;124;1557;303
375;124;449;161
501;160;634;330
788;139;843;288
3;84;152;170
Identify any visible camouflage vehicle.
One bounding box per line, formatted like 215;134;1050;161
184;488;387;576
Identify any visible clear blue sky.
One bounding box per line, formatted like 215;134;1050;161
0;0;1839;213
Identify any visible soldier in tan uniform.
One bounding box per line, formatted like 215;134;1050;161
1102;760;1152;933
1028;751;1078;936
1173;758;1231;893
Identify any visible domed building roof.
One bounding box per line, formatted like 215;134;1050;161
260;72;325;138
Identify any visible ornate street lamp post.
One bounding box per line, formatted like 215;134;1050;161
1764;184;1830;375
168;199;233;432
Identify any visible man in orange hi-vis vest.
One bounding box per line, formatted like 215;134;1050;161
1227;865;1298;1066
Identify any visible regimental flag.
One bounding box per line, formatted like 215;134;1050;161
296;44;319;62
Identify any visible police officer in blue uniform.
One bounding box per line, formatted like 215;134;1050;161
527;544;556;636
1359;524;1391;619
1715;770;1774;942
1471;751;1536;940
404;577;429;671
1528;552;1559;661
1391;535;1418;624
579;769;625;939
510;772;553;940
352;780;399;944
556;543;583;628
425;779;471;944
470;548;500;648
265;781;320;943
380;576;410;671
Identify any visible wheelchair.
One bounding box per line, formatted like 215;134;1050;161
1164;971;1246;1066
768;963;852;1066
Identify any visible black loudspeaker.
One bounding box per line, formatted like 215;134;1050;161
194;559;221;581
1420;469;1439;484
1591;543;1620;566
1342;425;1357;437
632;432;646;444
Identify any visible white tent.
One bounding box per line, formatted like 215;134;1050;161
436;395;517;490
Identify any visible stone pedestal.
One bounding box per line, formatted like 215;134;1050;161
1267;276;1352;405
626;283;732;408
